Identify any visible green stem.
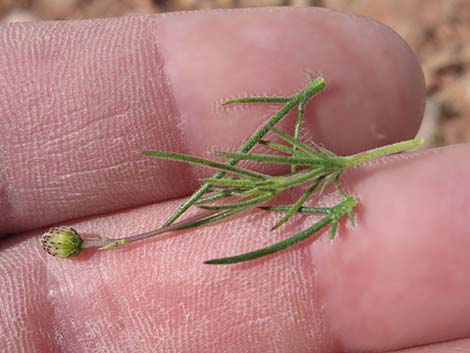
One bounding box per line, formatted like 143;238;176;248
95;207;244;250
343;137;424;167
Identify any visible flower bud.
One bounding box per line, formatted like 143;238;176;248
40;226;83;258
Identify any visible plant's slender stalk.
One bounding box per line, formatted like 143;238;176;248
343;137;424;167
91;203;256;250
164;76;326;226
81;209;221;249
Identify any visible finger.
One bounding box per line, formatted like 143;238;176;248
387;338;470;353
0;7;425;235
1;144;468;352
316;143;470;351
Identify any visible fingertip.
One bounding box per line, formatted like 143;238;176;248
314;144;470;352
157;7;425;156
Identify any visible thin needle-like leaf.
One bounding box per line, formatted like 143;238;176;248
259;205;331;215
271;176;325;230
270;127;323;158
258;140;309;157
223;96;291;105
216;151;323;166
143;150;267;179
194;191;235;205
202;177;256;189
328;221;339;239
279;168;325;188
294;99;306;143
173;206;250;231
348;208;355;226
318;171;341;195
292;98;306;173
204;214;333;264
317;145;337;158
199;192;273;211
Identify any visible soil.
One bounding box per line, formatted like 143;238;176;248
1;0;468;146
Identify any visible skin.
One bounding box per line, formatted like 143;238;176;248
0;7;469;353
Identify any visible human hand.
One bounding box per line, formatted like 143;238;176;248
1;7;469;353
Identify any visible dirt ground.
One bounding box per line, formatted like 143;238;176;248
1;0;469;146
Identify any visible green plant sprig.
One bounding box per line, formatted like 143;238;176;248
39;76;423;264
137;134;421;265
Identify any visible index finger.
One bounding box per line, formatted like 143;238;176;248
0;7;425;234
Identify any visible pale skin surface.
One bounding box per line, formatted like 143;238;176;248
0;7;469;353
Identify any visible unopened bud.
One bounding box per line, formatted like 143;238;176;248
40;226;83;258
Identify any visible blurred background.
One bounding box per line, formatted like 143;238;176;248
0;0;468;146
